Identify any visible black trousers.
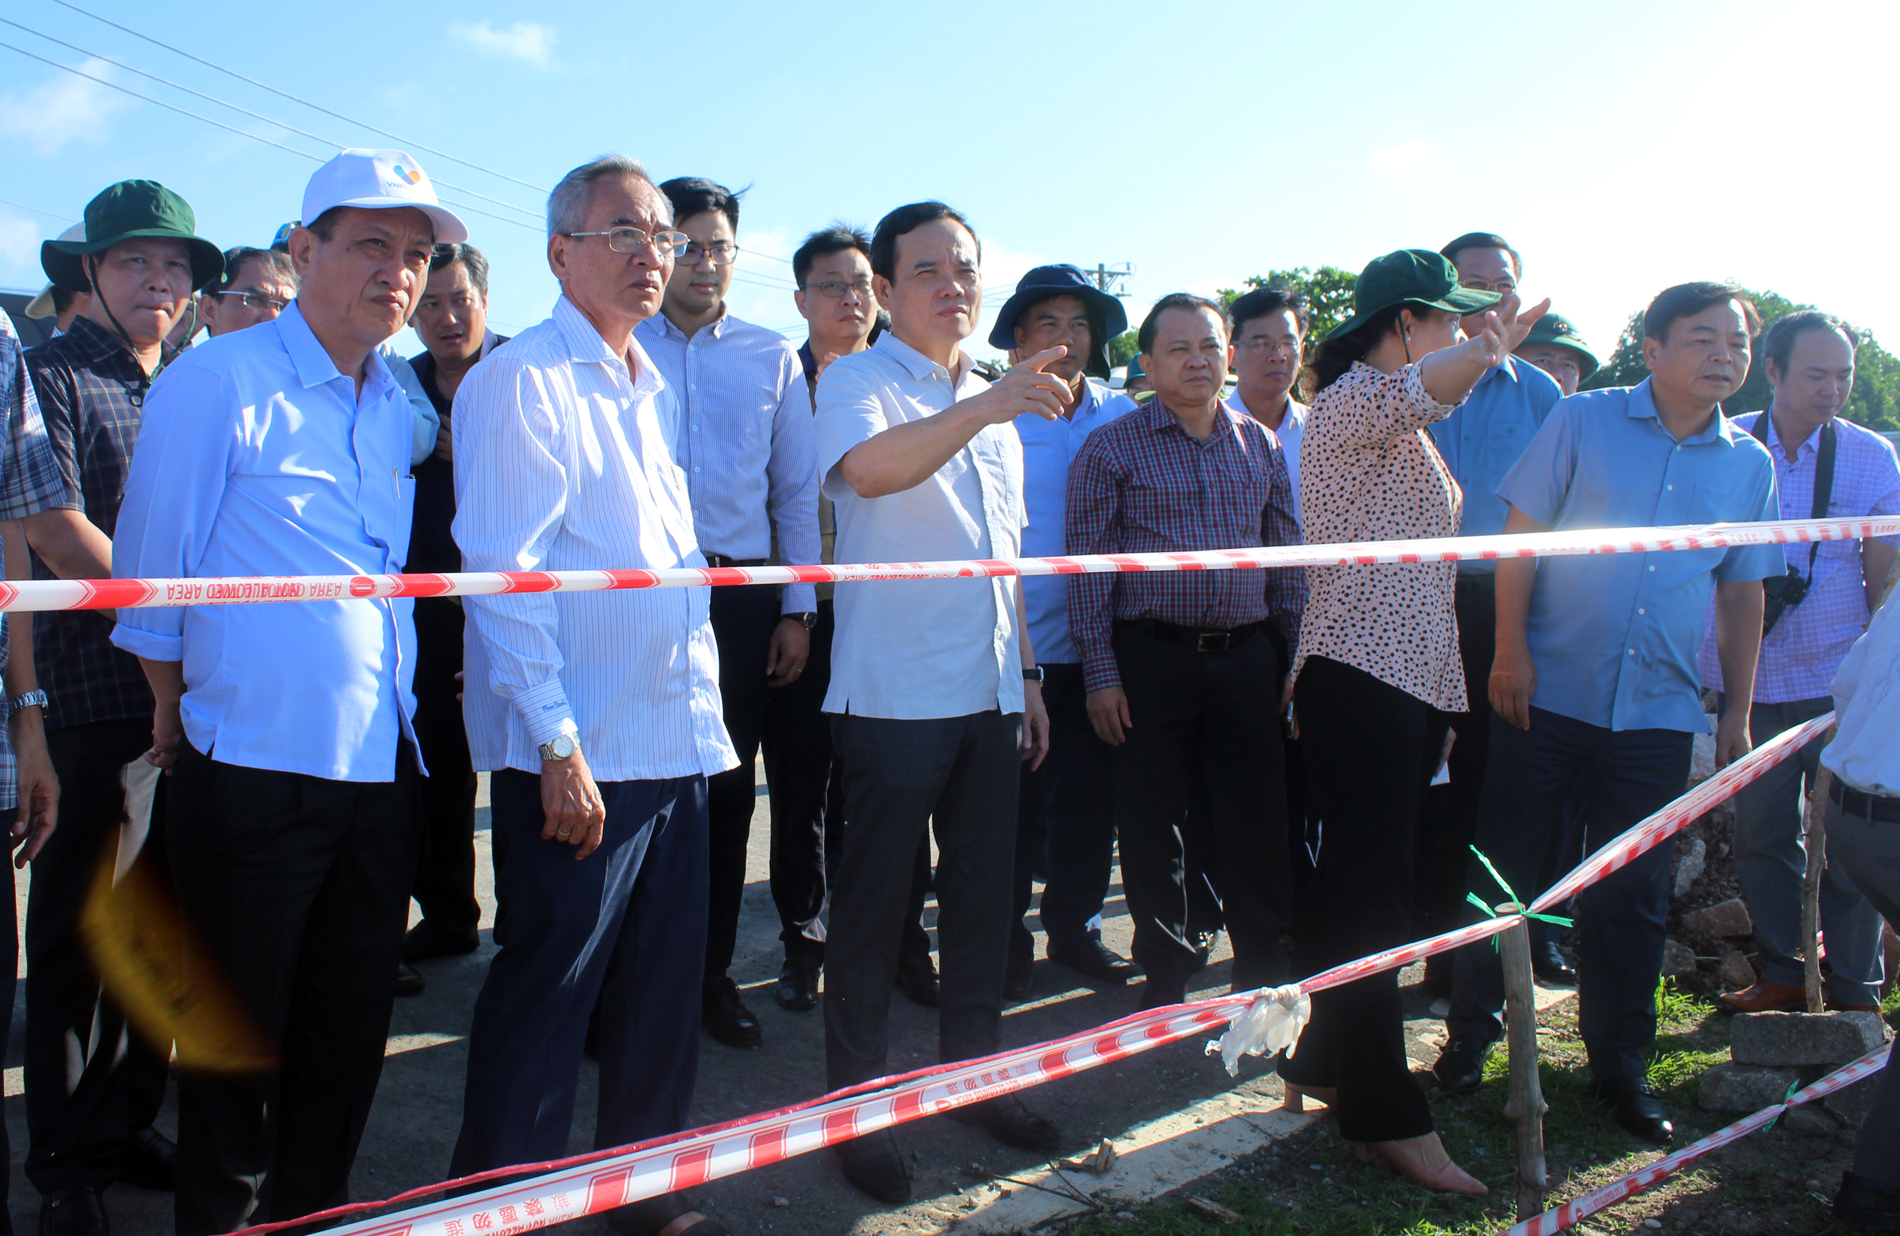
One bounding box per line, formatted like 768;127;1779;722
25;719;170;1194
825;711;1019;1088
1011;663;1116;957
167;740;420;1235
1449;709;1690;1081
761;600;834;960
1110;625;1291;991
706;583;781;981
451;772;707;1173
1414;574;1495;965
1283;656;1448;1143
410;597;479;939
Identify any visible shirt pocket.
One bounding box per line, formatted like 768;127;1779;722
1690;481;1752;524
1484;414;1533;480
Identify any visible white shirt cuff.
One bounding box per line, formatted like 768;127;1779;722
512;678;579;748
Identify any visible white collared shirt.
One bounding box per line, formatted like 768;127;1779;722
111;302;422;782
1822;595;1900;797
814;333;1025;720
452;296;737;782
634;310;821;613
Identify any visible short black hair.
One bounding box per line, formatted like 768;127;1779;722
1137;293;1229;355
1229;286;1310;338
658;177;741;231
793;224;871;289
429;242;490;298
1643;281;1762;343
1441;231;1522;278
869;201;977;283
1760;309;1859;376
219;246;298;292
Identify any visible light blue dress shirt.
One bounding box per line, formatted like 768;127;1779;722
111;302;421;782
1497;379;1782;733
453;297;737;783
1822;592;1900;797
378;338;441;466
1014;377;1128;665
1430;355;1562;573
634;311;821;614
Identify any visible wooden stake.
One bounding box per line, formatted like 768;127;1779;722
1498;906;1548;1220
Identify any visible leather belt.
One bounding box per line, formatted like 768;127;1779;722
1830;779;1900;824
1117;618;1266;654
703;554;768;569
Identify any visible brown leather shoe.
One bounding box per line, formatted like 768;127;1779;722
1825;994;1882;1013
1718;977;1804;1013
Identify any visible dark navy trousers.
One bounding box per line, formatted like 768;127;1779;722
450;770;708;1175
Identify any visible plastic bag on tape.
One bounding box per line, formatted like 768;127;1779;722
1205;985;1311;1077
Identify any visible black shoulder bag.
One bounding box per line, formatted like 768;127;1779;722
1751;415;1835;638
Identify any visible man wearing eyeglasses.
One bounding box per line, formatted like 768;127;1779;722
199;246;298;337
632;177;821;1052
449;155;738;1236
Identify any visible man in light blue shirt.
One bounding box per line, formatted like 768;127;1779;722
991;264;1135;996
634;177;821;1052
1437;282;1781;1147
110;149;463;1234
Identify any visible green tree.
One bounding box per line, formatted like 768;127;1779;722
1582;290;1900;433
1217;266;1360;341
1108;329;1140;368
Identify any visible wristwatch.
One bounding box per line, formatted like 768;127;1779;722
538;732;580;762
1022;666;1044;683
8;689;46;714
786;612;818;630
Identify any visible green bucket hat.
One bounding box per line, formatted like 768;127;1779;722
41;180;223;295
1328;249;1501;340
1519;312;1600;380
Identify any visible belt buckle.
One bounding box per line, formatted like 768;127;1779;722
1195;631;1230;653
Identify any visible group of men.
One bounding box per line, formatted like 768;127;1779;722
0;143;1895;1236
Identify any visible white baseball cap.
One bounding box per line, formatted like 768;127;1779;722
24;222;86;319
300;148;468;244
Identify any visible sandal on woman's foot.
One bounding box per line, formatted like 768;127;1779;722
609;1191;731;1236
1364;1133;1487;1195
1281;1082;1337;1112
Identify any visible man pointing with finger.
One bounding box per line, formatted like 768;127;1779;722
814;201;1060;1204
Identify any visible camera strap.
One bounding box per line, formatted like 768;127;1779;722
1751;413;1836;582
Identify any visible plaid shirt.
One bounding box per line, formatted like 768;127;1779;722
0;312;80;808
1697;411;1900;703
25;316;156;730
1066;398;1305;693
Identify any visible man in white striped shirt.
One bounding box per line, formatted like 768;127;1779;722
448;155;738;1236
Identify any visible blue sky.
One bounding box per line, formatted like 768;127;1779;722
4;0;1897;365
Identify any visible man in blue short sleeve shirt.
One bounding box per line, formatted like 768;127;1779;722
1436;282;1780;1147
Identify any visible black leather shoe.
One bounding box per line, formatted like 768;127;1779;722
1836;1169;1900;1231
120;1125;177;1191
945;1093;1061;1153
1004;945;1034;1001
1047;935;1136;985
402;918;481;963
1432;1036;1495;1096
775;953;821;1013
1589;1077;1674;1143
1532;941;1578;986
40;1187;108;1236
896;954;939;1008
395;962;426;998
702;976;762;1049
837;1130;911;1204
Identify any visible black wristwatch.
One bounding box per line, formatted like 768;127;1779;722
786;612;818;631
1022;665;1044;682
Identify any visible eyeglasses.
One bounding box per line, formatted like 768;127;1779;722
1237;338;1300;356
1460;278;1517;295
678;241;739;266
803;279;873;299
217;290;289;313
564;227;691;258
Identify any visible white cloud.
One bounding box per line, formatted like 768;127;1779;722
449;20;556;67
0;59;137;157
1367;140;1438;172
0;216;39;268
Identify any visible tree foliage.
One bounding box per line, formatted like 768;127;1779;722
1108;330;1140;368
1217;266;1360;342
1582;289;1900;432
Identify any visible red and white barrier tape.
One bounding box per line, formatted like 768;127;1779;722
226;710;1829;1236
1503;1044;1892;1236
4;516;1896;613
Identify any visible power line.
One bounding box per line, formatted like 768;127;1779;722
48;0;549;194
0;198;76;223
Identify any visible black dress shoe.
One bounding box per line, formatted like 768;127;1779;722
120;1125;177;1191
402;918;481;963
896;954;939;1008
1432;1036;1495;1096
1004;946;1034;1001
702;976;762;1049
395;962;426;998
1836;1169;1900;1231
1532;940;1578;986
775;953;821;1013
1047;935;1136;985
945;1093;1061;1153
1589;1077;1674;1143
40;1187;107;1236
837;1130;911;1204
